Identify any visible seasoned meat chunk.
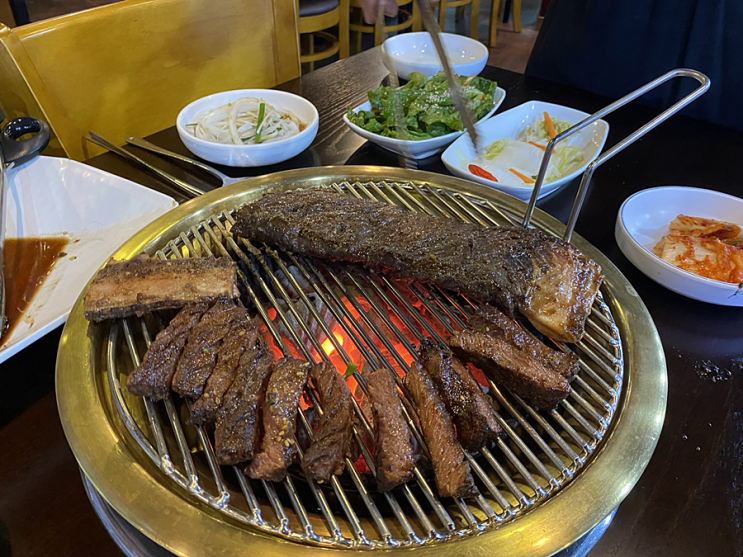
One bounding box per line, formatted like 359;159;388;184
127;303;210;400
404;362;478;499
246;358;310;481
418;340;502;451
366;368;415;492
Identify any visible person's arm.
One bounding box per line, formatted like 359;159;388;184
359;0;399;23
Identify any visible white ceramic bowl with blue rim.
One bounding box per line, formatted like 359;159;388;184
177;89;319;167
343;87;505;160
441;100;609;200
381;32;489;80
615;185;743;306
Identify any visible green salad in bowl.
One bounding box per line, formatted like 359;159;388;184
346;71;498;140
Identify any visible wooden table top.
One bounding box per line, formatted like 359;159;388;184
1;47;741;557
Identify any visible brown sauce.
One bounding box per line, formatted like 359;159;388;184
2;237;69;342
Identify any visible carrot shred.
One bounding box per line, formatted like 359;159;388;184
509;168;536;183
543;111;557;138
528;141;546;151
469;164;498;182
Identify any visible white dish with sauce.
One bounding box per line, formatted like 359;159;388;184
177;89;319;167
616;186;743;306
441;101;609;200
382;32;488;80
0;156;177;363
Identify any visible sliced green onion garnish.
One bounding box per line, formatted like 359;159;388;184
254;102;266;143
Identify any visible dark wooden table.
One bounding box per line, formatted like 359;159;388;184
1;47;741;557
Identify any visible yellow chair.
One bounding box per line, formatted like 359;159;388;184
349;0;421;52
436;0;480;40
489;0;522;47
0;0;301;161
298;0;350;73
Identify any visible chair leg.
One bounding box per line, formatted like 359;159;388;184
469;0;480;39
438;0;447;32
354;10;363;54
339;0;350;58
489;0;499;46
308;33;315;72
512;0;521;32
412;0;422;31
374;18;384;47
455;5;465;22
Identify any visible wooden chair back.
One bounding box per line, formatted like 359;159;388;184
0;0;301;160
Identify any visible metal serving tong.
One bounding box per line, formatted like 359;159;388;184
414;0;481;153
0;110;50;331
521;68;710;241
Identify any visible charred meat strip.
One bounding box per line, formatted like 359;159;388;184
468;305;579;380
126;303;210;400
366;369;415;492
246;358;310;482
405;362;478;499
189;317;260;425
171;299;246;399
301;363;355;482
418;340;502;451
449;329;570;411
231;189;603;343
215;345;274;465
83;255;239;322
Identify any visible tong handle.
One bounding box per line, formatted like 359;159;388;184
522;68;711;241
87;131;205;199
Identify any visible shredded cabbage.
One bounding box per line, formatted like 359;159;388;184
188;97;302;145
522;116;571;143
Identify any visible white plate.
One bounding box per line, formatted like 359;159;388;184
0;156;177;362
381;32;488;80
441;100;609;200
343;87;505;160
615;185;743;306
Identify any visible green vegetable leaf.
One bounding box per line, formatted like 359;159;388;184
344;362;357;378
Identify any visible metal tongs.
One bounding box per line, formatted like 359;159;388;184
0;109;50;332
414;0;481;153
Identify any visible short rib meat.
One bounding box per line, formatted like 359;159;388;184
468;305;579;380
405;362;478;499
418;340;502;451
449;314;571;410
301;363;355;482
189;317;259;425
246;358;310;482
215;344;274;465
127;303;210;400
171;299;246;399
366;368;415;492
83;255;239;322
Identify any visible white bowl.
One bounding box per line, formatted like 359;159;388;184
441;101;609;200
616;186;743;306
343;87;505;160
382;32;488;80
177;89;319;167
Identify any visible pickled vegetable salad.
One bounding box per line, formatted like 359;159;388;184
468;112;584;186
346;71;497;140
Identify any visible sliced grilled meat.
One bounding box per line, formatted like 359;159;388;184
246;358;310;481
189;317;259;425
301;363;355;482
468;305;579;380
404;362;478;499
449;329;570;410
366;369;415;492
127;303;210;400
231;189;603;343
84;255;239;322
418;340;502;451
215;345;274;465
171;299;246;399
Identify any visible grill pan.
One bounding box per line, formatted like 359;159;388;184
56;167;667;557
